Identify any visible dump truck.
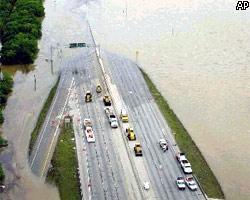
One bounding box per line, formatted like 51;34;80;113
104;107;118;128
85;91;92;102
103;95;111;106
126;127;136;141
134;143;142;156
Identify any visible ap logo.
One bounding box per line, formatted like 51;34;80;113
236;1;249;10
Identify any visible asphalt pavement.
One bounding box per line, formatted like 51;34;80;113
29;20;208;200
29;67;74;177
102;51;207;200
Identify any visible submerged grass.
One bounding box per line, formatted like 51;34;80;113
29;77;60;155
46;123;81;200
141;69;224;199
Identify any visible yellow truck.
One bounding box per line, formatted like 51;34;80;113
134;143;142;156
120;109;129;122
103;95;111;106
96;84;102;93
126;127;136;141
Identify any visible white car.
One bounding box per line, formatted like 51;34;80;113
176;153;193;174
110;118;118;128
176;153;187;162
180;160;192;174
159;139;168;151
85;127;95;143
143;181;150;190
176;177;185;190
185;176;198;191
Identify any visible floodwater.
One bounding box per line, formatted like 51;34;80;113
0;0;90;199
86;0;250;200
0;0;249;200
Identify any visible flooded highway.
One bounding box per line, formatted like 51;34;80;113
0;0;249;199
87;0;250;200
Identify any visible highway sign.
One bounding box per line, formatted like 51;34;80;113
69;43;86;48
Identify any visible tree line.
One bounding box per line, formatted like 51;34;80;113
0;72;13;183
0;0;44;64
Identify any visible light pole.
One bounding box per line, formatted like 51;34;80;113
34;74;36;91
46;45;62;75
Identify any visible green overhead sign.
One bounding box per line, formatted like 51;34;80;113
69;43;86;48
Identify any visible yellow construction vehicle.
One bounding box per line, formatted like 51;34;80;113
85;91;92;102
96;84;102;93
103;95;111;106
126;127;136;141
120;109;129;122
134;143;142;156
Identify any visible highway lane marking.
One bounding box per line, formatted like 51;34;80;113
30;74;67;168
40;77;75;176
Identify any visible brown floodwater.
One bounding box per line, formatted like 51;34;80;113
0;0;90;199
86;0;250;199
1;0;249;199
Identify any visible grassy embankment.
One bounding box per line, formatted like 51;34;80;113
141;69;224;199
0;72;13;183
0;0;44;64
29;77;60;154
46;123;81;200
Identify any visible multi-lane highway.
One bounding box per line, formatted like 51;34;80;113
29;21;208;200
101;51;207;200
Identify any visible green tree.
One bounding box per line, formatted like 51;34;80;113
0;163;5;182
0;110;4;124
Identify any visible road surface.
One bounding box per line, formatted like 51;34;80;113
101;51;207;200
29;21;208;200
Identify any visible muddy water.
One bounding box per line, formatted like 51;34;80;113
87;0;250;200
0;0;90;199
1;0;249;199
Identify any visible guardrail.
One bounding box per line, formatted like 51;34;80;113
87;20;145;200
193;175;209;200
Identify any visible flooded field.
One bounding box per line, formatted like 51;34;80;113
0;0;89;199
0;0;249;199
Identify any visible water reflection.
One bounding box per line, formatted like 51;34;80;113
2;64;35;75
0;0;90;199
